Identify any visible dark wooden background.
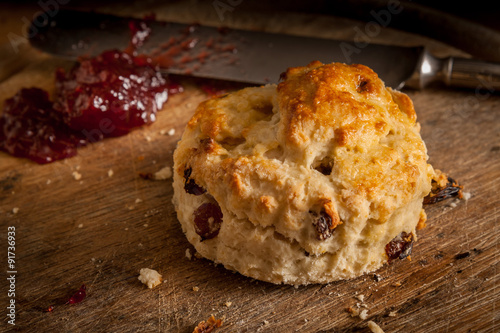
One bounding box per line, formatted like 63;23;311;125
0;1;498;332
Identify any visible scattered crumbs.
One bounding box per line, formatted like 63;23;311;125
185;248;192;260
193;315;222;333
224;301;232;307
359;309;368;320
72;171;82;181
373;274;382;282
193;286;199;292
46;179;51;185
167;128;175;136
75;165;80;171
388;311;397;317
125;227;129;231
152;160;157;164
12;207;19;214
367;320;385;333
127;205;135;210
392;282;402;287
140;166;172;180
145;135;152;142
449;263;454;266
138;243;143;248
160;129;167;135
347;306;359;317
79;180;84;185
186;103;192;108
78;223;83;228
91;258;95;262
462;191;471;201
137;155;145;161
138;268;163;289
304;319;308;323
355;294;365;302
154;166;172;180
143;224;149;227
108;169;114;177
263;320;269;325
449;201;458;208
135;198;143;204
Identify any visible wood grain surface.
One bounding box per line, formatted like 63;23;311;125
0;2;498;332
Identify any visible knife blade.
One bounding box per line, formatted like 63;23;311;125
29;10;500;91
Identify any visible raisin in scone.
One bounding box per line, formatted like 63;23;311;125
172;61;434;285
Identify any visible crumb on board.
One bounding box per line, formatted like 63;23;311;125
78;223;83;228
193;286;199;292
462;191;471;200
359;309;368;320
367;320;385;333
135;198;142;204
224;301;232;307
347;306;359;317
12;207;19;214
388;311;397;317
72;171;82;181
167;128;175;136
392;282;402;287
108;169;114;177
154;166;172;180
193;315;222;333
138;268;163;289
46;179;51;185
186;248;192;260
355;294;365;302
139;166;172;180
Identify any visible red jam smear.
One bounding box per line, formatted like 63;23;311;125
66;284;86;304
55;50;179;140
0;88;86;164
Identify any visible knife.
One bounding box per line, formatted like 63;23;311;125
29;9;500;91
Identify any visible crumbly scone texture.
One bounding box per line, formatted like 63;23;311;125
172;61;434;285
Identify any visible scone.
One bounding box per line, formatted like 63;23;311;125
172;61;434;285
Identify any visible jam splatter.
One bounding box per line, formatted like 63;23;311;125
66;284;87;304
127;20;152;53
55;50;176;140
385;232;414;261
44;284;87;313
193;202;223;241
0;88;86;164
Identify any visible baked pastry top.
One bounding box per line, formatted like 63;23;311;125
172;61;434;285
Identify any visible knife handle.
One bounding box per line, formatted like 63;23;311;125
405;49;500;92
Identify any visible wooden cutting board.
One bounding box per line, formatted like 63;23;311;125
0;3;499;333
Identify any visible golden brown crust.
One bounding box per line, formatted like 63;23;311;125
173;61;435;285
